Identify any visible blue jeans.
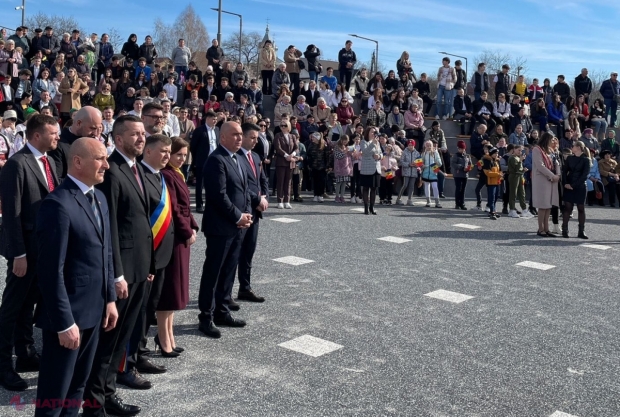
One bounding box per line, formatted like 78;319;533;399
604;98;618;127
175;65;189;83
474;92;481;102
435;85;455;118
308;71;318;82
487;185;499;213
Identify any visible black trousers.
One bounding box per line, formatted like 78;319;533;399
261;70;274;95
198;231;246;321
83;279;148;416
290;72;300;98
0;254;39;371
194;166;205;208
421;95;433;114
454;177;467;207
339;68;353;91
312;169;326;196
35;326;100;417
237;219;260;293
351;164;361;197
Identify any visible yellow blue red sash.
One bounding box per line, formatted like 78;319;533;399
151;176;171;249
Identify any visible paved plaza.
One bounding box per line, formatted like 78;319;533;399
0;194;618;416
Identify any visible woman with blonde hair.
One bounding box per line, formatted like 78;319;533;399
312;97;331;123
561;141;591;238
273;120;299;208
397;51;415;82
420;140;443;208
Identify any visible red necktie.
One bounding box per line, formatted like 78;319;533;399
40;156;55;191
247;153;257;178
131;164;144;194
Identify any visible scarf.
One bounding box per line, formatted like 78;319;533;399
536;146;553;170
170;164;185;180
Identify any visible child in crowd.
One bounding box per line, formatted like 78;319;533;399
483;147;502;219
379;144;399;205
527;78;544;102
507;144;533;218
333;135;353;203
451;140;471;210
205;95;220;112
396;139;421;206
413;73;433;115
475;144;491;211
420;140;442;208
163;75;177;105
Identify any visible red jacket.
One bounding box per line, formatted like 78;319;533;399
336;104;354;125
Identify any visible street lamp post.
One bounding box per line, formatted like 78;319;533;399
15;0;25;27
348;34;378;74
211;8;242;64
216;0;222;46
439;51;468;80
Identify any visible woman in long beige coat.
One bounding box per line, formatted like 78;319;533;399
259;40;276;95
532;131;561;236
284;45;302;97
58;67;89;114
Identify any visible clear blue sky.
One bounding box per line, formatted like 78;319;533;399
4;0;620;80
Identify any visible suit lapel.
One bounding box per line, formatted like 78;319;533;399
113;151;147;205
23;148;49;190
141;164;162;198
71;186;103;241
221;147;244;185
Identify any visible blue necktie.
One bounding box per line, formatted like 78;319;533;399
86;190;102;233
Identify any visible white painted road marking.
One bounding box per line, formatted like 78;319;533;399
279;335;343;357
515;261;556;271
270;217;301;223
377;236;412;244
579;243;611;250
273;256;314;266
453;223;482;229
424;289;474;304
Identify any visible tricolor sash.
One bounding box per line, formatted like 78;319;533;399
150;176;172;250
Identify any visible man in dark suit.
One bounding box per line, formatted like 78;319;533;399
304;80;320;108
35;138;118;417
0;114;59;391
48;106;102;180
116;133;174;390
190;110;219;213
83;115;155;417
32;90;59;118
236;123;269;303
198;122;252;338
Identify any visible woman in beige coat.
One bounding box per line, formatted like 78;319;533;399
284;45;302;98
260;40;276;95
532;131;561;237
58;67;89;115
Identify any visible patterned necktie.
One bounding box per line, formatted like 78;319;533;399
131;164;144;194
86;190;102;233
40;156;55;191
247;153;257;177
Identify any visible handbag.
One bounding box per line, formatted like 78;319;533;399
298;60;305;70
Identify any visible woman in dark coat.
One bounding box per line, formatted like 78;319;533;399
561;140;591;239
157;137;199;355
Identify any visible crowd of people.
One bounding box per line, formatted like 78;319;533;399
0;23;617;415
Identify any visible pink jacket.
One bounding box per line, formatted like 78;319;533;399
380;154;398;177
404;110;425;129
333;146;353;177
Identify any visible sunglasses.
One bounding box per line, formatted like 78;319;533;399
259;124;266;127
280;124;288;128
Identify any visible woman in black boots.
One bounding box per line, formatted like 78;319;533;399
562;141;591;239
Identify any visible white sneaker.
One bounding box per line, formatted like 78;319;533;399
474;205;483;211
435;115;440;120
485;206;491;212
277;203;284;209
284;203;293;209
350;197;356;203
406;199;414;206
552;223;561;234
508;210;519;218
396;199;404;205
520;209;533;219
313;196;319;202
318;196;324;203
442;115;448;120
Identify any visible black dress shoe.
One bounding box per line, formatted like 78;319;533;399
0;369;27;391
116;368;152;390
105;394;141;416
228;299;240;311
237;290;265;303
15;353;40;373
135;358;166;374
213;314;246;328
198;320;221;338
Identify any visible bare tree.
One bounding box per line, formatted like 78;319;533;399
222;31;262;68
106;28;124;53
25;12;87;38
152;18;176;59
568;68;608;103
471;49;528;76
151;5;210;59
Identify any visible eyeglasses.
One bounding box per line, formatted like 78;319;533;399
259;124;266;127
144;114;166;120
265;121;270;124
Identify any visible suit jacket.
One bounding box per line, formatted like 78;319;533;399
32;100;59;117
273;132;299;167
253;134;271;162
35;178;116;332
453;95;473;114
140;162;174;270
190;124;219;173
237;150;269;220
0;145;58;259
304;88;320;108
96;150;154;284
202;145;250;236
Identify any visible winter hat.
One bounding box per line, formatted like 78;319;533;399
489;147;499;156
457;140;466;149
583;128;593;134
407;139;416;147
